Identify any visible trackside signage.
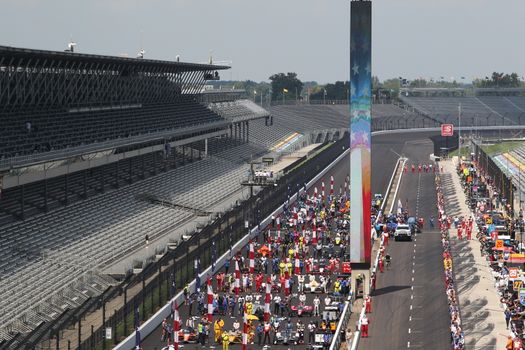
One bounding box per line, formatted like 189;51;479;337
441;124;454;137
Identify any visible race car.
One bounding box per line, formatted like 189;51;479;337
178;326;198;343
290;304;314;317
273;328;300;345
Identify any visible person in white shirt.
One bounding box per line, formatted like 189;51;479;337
324;296;332;307
233;320;240;332
299;293;307;304
298;274;305;292
313;296;320;316
273;295;281;314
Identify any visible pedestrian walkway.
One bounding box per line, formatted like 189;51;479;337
441;159;507;349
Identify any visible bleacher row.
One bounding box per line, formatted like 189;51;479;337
0;100;224;160
207;99;270;122
498;145;525;196
0;155;254;336
401;96;525;125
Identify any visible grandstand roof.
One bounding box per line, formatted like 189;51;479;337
0;45;230;72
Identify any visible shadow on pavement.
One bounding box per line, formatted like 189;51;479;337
372;285;411;297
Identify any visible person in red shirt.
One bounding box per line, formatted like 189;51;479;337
457;227;463;240
364;295;372;313
255;273;263;292
361;315;369;337
217;273;224;292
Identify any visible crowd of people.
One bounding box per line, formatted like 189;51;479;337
159;179;361;349
436;174;465;349
456;160;525;349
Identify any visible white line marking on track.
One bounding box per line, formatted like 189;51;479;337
412;277;414;282
408;341;411;348
412;269;415;274
411;294;414;300
411;286;414;290
408;328;411;334
409;315;412;321
410;305;413;310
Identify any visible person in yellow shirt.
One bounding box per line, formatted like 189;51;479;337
214;318;224;343
222;332;230;350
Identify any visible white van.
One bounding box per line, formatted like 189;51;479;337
394;224;412;241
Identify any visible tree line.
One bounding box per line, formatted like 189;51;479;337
207;71;524;102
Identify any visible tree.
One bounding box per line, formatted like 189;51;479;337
269;73;303;101
474;72;521;88
309;81;349;100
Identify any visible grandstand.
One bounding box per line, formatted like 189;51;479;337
400;93;525;126
0;46;367;347
0;46;272;345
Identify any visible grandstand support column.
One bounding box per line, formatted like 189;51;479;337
100;169;105;193
115;160;120;188
141;155;146;179
64;173;69;205
230;124;233;138
83;170;88;198
182;145;186;165
205;138;208;156
247;121;250;142
153;151;158;176
44;178;48;213
128;158;133;184
20;184;25;220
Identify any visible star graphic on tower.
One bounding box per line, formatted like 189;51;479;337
352;63;359;76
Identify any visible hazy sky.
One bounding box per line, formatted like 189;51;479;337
1;0;524;83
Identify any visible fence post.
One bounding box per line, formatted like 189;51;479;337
77;318;82;349
113;309;117;345
123;287;128;336
102;298;106;350
90;324;94;349
158;263;162;307
142;275;146;321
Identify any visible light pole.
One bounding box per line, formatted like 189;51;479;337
458;103;462;160
253;90;257;103
323;88;327;105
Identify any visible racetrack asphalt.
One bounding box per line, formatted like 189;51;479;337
359;136;450;350
142;132;451;350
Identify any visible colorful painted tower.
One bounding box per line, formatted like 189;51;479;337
349;0;372;292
